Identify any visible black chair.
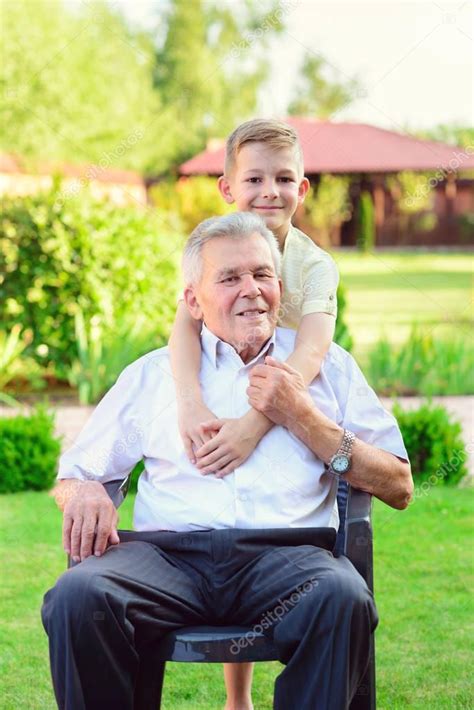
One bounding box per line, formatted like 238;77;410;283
69;476;375;709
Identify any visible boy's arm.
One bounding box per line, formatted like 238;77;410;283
169;301;217;462
169;300;203;402
195;313;336;475
286;312;335;385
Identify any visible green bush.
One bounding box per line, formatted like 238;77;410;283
150;177;232;233
0;407;61;493
334;282;353;352
67;310;162;405
356;190;375;253
393;401;467;486
0;189;181;376
368;328;474;396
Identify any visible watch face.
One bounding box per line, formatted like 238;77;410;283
331;454;350;473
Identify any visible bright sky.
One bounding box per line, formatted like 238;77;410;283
115;0;473;131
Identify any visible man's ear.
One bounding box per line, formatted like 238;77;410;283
183;285;203;321
218;175;235;204
297;177;311;205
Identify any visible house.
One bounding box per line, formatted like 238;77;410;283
0;154;147;207
179;118;474;247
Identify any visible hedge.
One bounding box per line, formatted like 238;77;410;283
1;189;181;376
0;407;61;493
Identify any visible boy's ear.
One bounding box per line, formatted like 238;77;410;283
218;175;235;204
297;177;311;204
183;285;204;321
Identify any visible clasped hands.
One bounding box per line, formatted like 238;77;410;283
179;356;313;477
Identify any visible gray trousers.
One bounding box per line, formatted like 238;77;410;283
41;527;377;710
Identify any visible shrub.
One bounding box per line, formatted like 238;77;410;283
150;177;232;233
356;190;375;253
393;401;468;486
303;175;351;248
0;189;181;376
367;328;474;396
67;310;162;404
334;282;353;353
0;407;61;493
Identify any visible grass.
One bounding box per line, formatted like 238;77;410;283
0;487;473;709
331;251;473;362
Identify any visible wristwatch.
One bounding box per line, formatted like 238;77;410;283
326;429;355;477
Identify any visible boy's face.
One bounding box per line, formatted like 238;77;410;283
218;142;310;244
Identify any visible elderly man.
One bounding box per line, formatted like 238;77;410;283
42;212;413;710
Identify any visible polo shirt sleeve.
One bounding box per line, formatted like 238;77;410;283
57;360;145;483
301;253;339;318
326;347;409;461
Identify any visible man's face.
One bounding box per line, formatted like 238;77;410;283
185;232;281;363
219;142;309;243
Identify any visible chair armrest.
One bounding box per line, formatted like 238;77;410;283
344;487;373;592
103;475;132;509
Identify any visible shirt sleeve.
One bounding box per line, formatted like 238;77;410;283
57;361;145;483
301;254;339;318
325;347;409;461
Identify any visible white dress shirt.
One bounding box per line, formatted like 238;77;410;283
58;325;408;532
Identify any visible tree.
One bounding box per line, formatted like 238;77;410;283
153;0;286;165
287;53;360;119
0;0;177;174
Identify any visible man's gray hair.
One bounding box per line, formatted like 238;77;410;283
182;212;282;285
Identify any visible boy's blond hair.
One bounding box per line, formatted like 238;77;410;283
224;119;304;177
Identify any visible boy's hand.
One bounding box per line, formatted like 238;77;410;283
178;401;218;464
194;414;268;477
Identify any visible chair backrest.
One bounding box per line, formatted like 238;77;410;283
334;479;349;557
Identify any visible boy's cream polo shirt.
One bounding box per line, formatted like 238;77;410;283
278;224;339;330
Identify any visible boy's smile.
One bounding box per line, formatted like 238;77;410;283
218;142;310;247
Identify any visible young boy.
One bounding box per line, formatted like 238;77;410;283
169;119;339;710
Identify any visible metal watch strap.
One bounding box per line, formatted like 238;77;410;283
339;429;355;457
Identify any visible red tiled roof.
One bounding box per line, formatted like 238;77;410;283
0;153;144;185
179;118;474;175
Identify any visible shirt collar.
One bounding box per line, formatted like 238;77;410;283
201;323;276;369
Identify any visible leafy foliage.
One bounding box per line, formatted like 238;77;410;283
68;310;161;405
393;401;467;485
356;190;375;252
1;0;284;175
288;53;360;118
334;283;353;352
0;407;61;493
0;189;180;375
367;328;474;396
303;175;351;247
150;177;233;233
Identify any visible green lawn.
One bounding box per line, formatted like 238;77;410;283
1;487;472;709
332;251;473;361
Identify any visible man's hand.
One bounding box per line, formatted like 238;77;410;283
194;412;270;477
247;356;314;430
63;481;120;562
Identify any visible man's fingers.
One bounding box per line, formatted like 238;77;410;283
93;507;115;557
80;511;98;561
265;356;294;373
63;511;73;554
70;515;84;561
